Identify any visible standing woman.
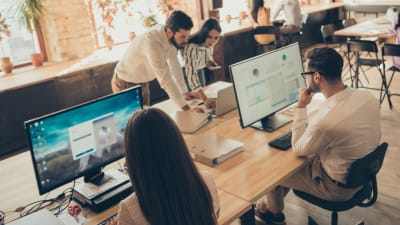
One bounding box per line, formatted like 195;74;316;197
250;0;275;46
389;10;400;69
181;18;222;108
113;108;220;225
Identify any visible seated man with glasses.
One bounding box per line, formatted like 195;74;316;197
255;47;381;225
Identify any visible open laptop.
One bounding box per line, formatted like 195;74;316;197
170;111;211;134
203;84;237;117
186;132;244;166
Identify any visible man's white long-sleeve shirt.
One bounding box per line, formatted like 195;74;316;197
291;87;381;184
271;0;302;28
115;25;188;108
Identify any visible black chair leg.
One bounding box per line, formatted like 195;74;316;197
308;216;319;225
240;205;255;225
379;72;393;109
332;211;338;225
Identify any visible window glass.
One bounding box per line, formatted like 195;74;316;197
0;0;36;65
89;0;169;47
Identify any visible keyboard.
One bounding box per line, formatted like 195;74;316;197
268;131;292;150
97;213;117;225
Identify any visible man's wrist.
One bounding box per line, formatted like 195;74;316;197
297;103;307;108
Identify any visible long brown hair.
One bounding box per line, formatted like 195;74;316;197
251;0;264;23
124;108;217;225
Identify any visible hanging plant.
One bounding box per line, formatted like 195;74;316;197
138;10;158;28
93;0;135;38
156;0;181;17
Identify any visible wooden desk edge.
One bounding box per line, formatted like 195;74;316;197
302;2;344;15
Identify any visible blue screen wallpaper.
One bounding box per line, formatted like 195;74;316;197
26;87;142;194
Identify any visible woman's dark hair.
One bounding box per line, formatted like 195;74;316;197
251;0;264;23
188;18;221;44
124;108;217;225
165;10;193;33
396;11;400;30
305;47;343;82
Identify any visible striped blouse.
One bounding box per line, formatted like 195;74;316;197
181;43;214;90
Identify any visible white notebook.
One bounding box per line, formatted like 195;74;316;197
186;132;244;166
171;111;211;134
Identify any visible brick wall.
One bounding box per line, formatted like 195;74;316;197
38;0;203;62
41;0;96;61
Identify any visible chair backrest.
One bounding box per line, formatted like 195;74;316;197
347;39;378;53
382;43;400;57
344;142;388;188
343;18;357;28
253;25;281;48
321;24;336;43
254;25;279;37
321;24;347;45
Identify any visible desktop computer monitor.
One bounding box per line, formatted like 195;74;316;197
25;86;142;195
229;42;305;132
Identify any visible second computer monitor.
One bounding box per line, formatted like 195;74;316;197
229;42;305;132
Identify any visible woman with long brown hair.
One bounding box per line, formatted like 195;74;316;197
250;0;275;45
114;108;219;225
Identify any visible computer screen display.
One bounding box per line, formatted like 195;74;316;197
25;86;142;195
229;43;305;132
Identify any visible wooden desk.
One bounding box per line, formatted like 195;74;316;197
154;95;307;203
301;2;344;14
334;16;393;38
191;114;305;202
0;151;251;225
1;83;309;225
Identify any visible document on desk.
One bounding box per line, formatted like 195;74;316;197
186;132;244;166
171;111;211;134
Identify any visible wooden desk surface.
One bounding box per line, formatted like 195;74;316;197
191;113;305;202
1;82;313;224
0;150;251;225
154;92;307;203
215;2;344;37
334;16;393;38
301;2;344;15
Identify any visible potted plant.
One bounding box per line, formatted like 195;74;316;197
0;12;12;74
17;0;45;67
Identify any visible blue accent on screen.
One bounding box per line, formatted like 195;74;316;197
25;86;142;194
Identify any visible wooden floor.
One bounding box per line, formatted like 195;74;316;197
256;46;400;225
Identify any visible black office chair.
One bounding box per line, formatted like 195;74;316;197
382;43;400;109
342;18;357;28
281;28;302;46
321;24;347;48
346;39;392;107
253;26;281;54
293;142;388;225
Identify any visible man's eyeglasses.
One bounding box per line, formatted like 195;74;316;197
301;71;317;80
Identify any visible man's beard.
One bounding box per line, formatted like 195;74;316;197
170;36;185;49
308;78;320;93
